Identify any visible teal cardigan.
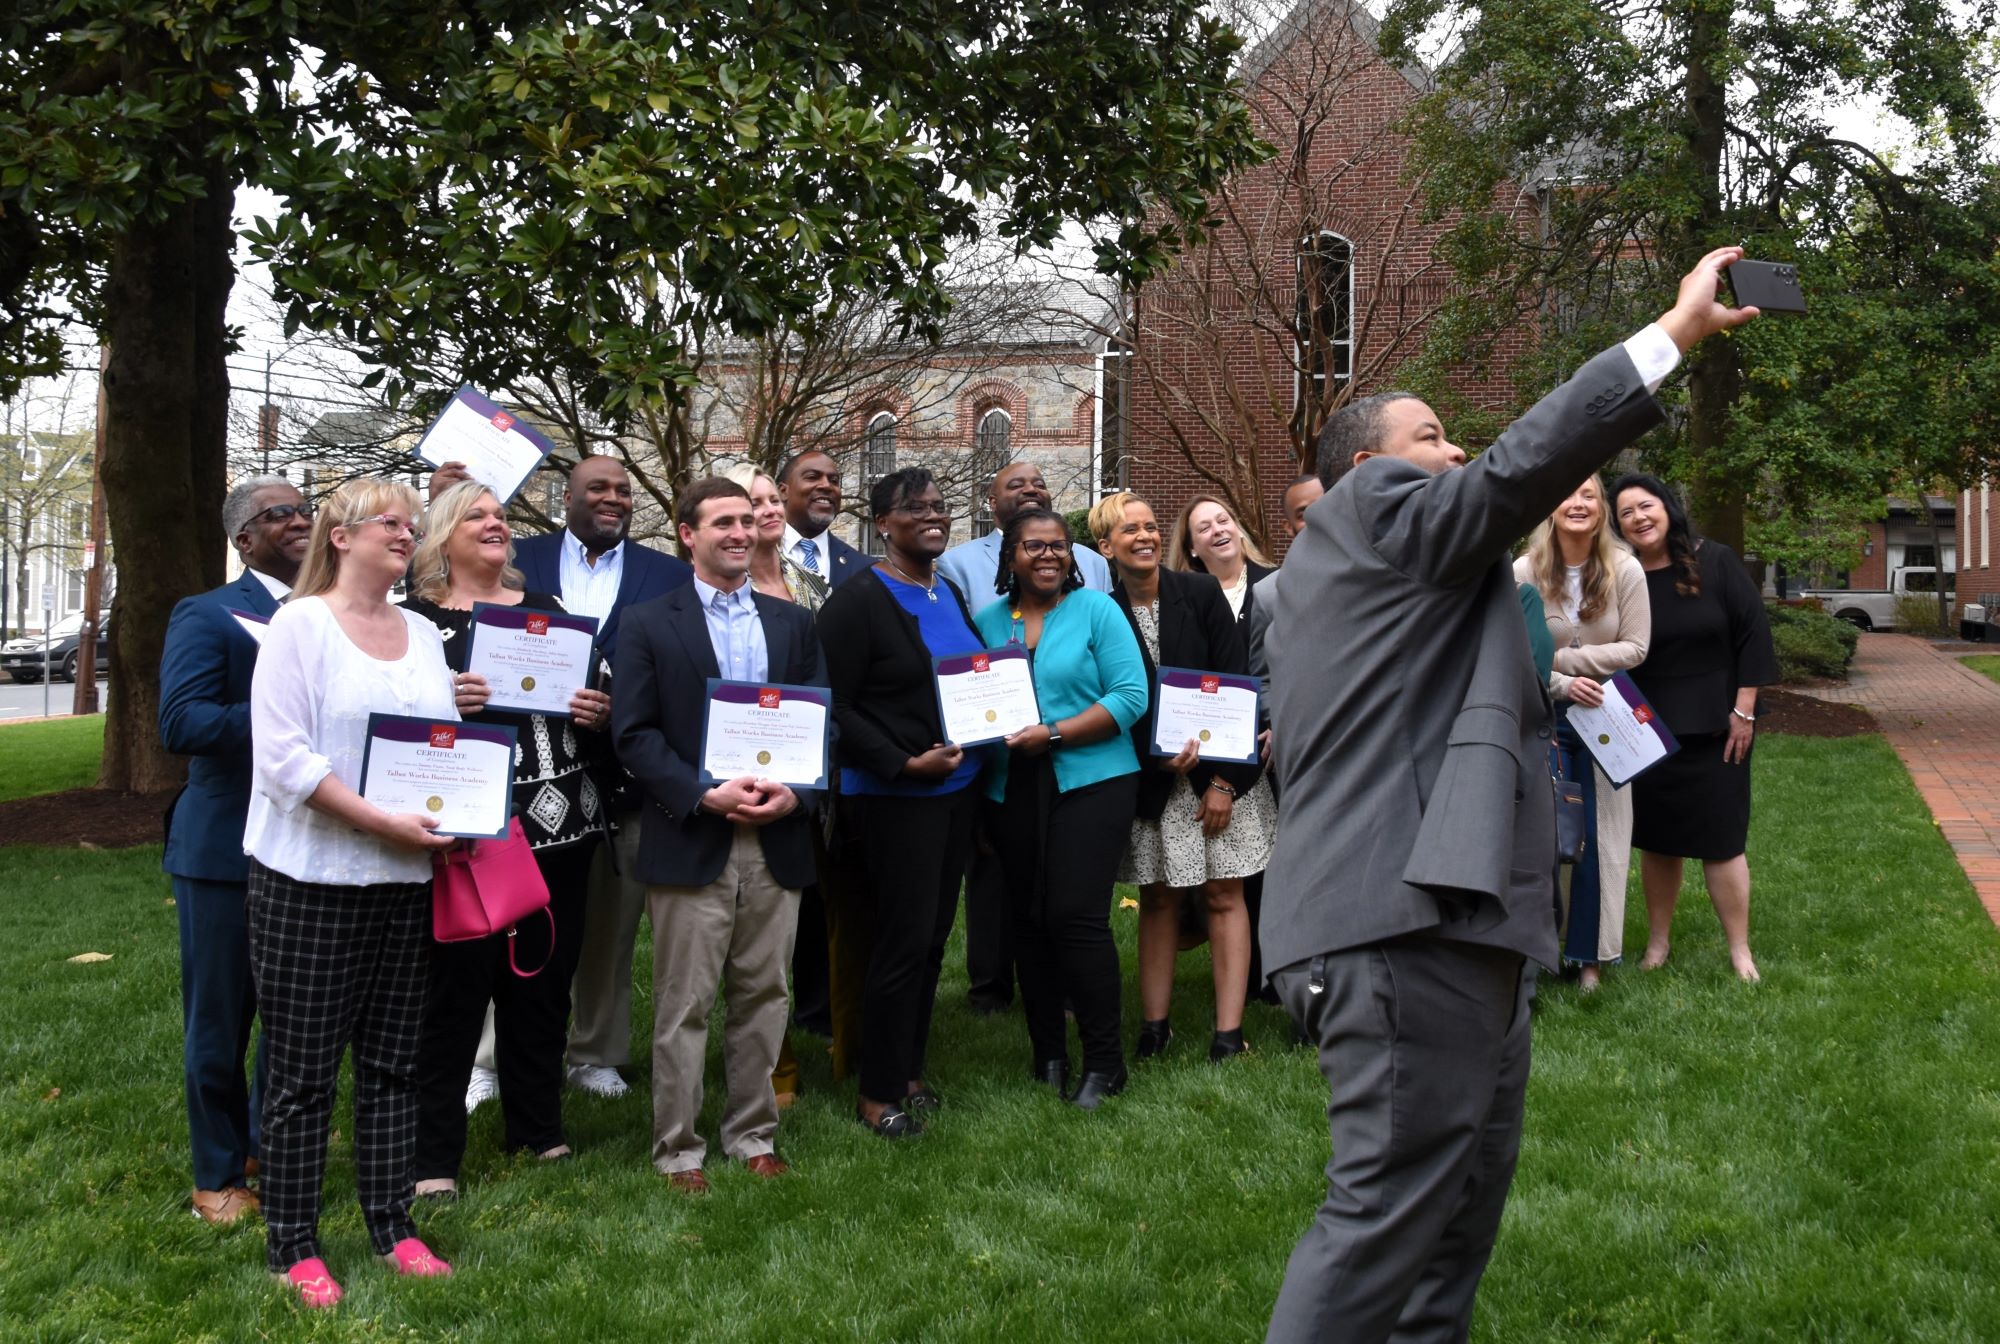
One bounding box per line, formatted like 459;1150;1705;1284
972;588;1149;800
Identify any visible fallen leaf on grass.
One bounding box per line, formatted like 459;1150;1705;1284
67;952;113;964
42;1087;60;1102
79;840;100;851
1119;897;1139;910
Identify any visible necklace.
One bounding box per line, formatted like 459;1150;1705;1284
883;559;938;602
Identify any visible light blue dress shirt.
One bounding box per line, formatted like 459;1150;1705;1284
935;529;1112;606
558;530;625;626
693;576;769;683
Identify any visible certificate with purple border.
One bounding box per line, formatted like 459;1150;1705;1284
933;646;1040;747
226;608;269;645
699;680;830;789
1566;670;1680;786
359;714;517;839
1151;666;1260;764
411;385;555;505
464;603;599;715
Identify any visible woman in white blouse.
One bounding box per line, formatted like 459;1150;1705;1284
1513;474;1651;990
245;477;466;1308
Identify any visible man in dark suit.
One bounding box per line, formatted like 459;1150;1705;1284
1259;248;1758;1343
611;477;824;1193
158;474;313;1226
431;453;692;1099
775;448;867;592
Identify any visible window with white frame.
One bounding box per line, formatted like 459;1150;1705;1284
1293;231;1354;448
860;412;897;555
971;408;1011;537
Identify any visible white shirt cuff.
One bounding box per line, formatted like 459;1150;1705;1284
1622;323;1681;396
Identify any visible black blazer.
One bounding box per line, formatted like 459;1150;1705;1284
816;566;982;780
611;583;825;889
1112;566;1264;821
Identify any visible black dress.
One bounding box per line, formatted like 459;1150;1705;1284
1626;544;1778;860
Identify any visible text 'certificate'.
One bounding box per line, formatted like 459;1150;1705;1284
934;646;1041;747
1566;671;1680;786
700;681;830;789
360;714;517;839
412;385;555;505
1152;667;1260;764
465;603;599;715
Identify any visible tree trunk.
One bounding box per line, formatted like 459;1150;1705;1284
1680;0;1747;558
96;148;233;792
1927;491;1950;629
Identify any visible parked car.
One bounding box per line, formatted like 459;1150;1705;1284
1;613;110;683
1793;567;1955;632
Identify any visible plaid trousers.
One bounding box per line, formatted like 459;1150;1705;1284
246;859;431;1271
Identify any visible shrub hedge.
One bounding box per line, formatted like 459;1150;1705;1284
1768;600;1860;682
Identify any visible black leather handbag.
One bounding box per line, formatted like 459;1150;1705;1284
1549;743;1588;865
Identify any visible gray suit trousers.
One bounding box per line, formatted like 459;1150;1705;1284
1267;937;1530;1344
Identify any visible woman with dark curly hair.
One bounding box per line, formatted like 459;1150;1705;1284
972;507;1149;1108
1610;474;1777;981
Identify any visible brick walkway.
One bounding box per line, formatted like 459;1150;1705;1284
1799;635;2000;926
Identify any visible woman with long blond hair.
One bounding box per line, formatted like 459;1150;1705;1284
245;477;463;1306
1513;473;1650;989
400;480;612;1201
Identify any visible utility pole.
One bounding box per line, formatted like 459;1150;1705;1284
260;351;278;475
73;349;108;715
1;398;11;639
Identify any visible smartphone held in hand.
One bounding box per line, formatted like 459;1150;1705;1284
1725;259;1807;314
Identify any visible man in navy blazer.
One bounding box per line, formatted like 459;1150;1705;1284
775;448;867;591
431;453;693;1099
158;474;313;1226
612;477;824;1191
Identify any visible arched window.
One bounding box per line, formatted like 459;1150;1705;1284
971;408;1011;537
860;411;897;555
1293;230;1354;448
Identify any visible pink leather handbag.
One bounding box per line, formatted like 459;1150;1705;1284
431;818;554;976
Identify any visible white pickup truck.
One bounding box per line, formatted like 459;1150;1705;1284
1796;566;1954;631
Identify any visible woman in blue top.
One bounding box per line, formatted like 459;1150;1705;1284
817;468;987;1139
973;507;1149;1109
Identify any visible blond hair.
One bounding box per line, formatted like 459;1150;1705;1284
1525;473;1624;624
1087;490;1145;543
407;480;524;604
721;462;779;497
1166;494;1272;572
291;477;424;601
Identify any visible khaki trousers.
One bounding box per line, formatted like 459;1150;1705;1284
568;805;646;1068
649;826;800;1174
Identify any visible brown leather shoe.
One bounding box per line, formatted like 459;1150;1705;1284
192;1186;261;1226
664;1168;709;1195
743;1153;788;1179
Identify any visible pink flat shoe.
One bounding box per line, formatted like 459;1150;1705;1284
382;1237;452;1277
275;1257;343;1309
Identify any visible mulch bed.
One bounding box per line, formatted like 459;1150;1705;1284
0;787;176;850
1758;687;1876;738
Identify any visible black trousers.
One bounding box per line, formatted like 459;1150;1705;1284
1266;936;1531;1344
845;787;978;1103
414;838;596;1179
963;848;1015;1007
994;759;1138;1076
245;860;429;1271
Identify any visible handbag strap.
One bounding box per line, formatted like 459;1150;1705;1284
505;907;558;979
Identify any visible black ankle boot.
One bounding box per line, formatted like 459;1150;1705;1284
1068;1066;1128;1111
1134;1018;1173;1061
1208;1027;1248;1062
1033;1058;1071;1094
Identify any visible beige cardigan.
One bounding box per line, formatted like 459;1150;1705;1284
1513;548;1650;699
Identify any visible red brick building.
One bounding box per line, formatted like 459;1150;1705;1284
1958;481;1997;619
1118;0;1539;553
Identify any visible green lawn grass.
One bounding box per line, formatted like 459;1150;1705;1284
2;734;1996;1341
0;713;104;801
1960;654;2000;686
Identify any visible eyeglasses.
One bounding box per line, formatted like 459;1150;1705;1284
346;513;425;543
1016;538;1070;557
247;502;314;527
891;502;951;520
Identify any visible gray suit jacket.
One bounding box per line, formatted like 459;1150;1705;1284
1261;345;1661;974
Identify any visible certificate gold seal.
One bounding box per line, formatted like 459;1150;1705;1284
520;676;536;692
1198;729;1212;742
984;709;997;722
756;750;772;765
1598;733;1611;745
425;796;444;813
